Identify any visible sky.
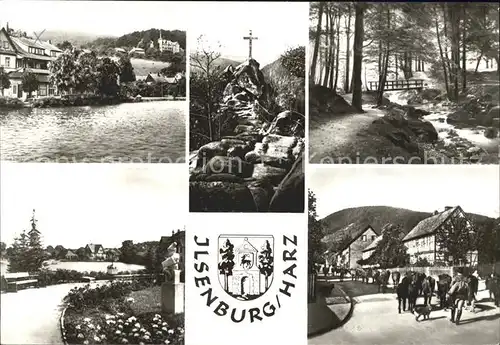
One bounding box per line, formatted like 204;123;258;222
0;1;189;36
309;166;500;220
0;164;187;248
188;2;308;66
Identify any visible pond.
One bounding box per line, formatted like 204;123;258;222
0;101;186;163
43;260;145;273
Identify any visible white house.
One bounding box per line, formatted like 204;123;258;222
157;31;180;54
85;243;106;260
324;223;378;269
0;27;62;99
361;234;383;264
403;206;478;266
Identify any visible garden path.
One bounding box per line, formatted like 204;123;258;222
0;282;92;344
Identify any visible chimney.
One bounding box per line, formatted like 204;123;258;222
48;39;52;44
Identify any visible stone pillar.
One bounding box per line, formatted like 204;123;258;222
161;269;184;314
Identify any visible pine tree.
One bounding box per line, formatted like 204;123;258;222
218;239;235;292
308;190;324;273
258;240;274;289
436;216;473;266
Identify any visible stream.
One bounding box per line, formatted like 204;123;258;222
386;91;500;157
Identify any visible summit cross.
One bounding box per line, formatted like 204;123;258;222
243;30;258;59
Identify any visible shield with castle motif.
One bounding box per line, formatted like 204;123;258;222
217;235;274;301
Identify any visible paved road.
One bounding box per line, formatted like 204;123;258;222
309;281;500;345
0;282;93;345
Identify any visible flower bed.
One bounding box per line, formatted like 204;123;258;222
63;281;184;345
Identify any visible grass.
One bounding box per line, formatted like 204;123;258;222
129;286;162;315
131;58;171;77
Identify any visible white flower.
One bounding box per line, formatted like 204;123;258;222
87;324;95;330
118;324;124;330
118;319;124;323
140;328;147;333
75;325;81;330
97;325;101;331
154;314;161;318
77;333;84;339
126;297;135;303
115;330;122;335
93;335;101;342
162;322;168;327
168;329;174;335
164;340;170;344
105;314;112;320
143;335;150;340
134;333;140;337
152;324;159;328
83;317;91;323
121;338;129;344
83;340;89;345
161;327;168;332
134;322;141;328
117;312;125;317
145;331;151;337
132;328;138;333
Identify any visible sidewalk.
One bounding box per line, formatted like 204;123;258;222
308;284;353;337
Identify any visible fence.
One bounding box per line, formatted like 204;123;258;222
367;79;425;91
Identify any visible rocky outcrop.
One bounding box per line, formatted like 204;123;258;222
190;58;304;212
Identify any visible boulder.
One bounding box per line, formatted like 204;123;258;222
189;182;257;212
262;134;298;148
203;156;254;178
233;59;267;98
484;127;499;139
268;153;304;213
234;125;255;134
246;179;275;212
267;110;305;137
251;164;288;185
196;142;228;167
447;110;470;125
407;118;438;142
205;173;244;183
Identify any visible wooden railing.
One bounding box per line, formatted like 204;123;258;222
367;79;425;91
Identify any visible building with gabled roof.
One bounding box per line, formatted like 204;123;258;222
324;223;379;269
402;206;477;266
0;27;62;99
85;243;105;261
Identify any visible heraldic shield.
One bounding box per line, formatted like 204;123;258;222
218;235;274;301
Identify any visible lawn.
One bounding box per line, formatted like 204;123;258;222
129;286;162;315
131;58;171;77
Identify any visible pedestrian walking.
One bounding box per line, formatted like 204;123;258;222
447;272;470;325
466;273;478;313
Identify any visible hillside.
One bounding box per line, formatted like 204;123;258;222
321;206;431;242
38;30;112;46
189;56;242;75
86;28;185;50
320;205;496;246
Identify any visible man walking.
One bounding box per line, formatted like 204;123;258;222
447;272;470;325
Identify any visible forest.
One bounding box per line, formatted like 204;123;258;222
309;2;499;110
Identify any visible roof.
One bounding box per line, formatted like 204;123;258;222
65;250;77;256
362;234;383;252
8;70;50;83
403;206;461;242
86;244;104;254
326;222;379;252
146;73;178;83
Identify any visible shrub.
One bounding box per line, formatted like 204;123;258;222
0;96;24;109
484;127;499;139
281;46;305;78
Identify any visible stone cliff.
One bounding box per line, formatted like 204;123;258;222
189;58;305;212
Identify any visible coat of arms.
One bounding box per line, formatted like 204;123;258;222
218;235;274;301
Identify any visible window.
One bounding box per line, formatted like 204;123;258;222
4;57;10;67
3;41;8;49
12;84;17;94
51;51;57;57
371;236;376;241
362;235;367;241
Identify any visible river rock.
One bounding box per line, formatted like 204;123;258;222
234;125;255;134
233;59;267;98
189;182;257;212
251;164;288;185
269;153;304;213
447;110;470;125
407;118;438;142
484;127;499;139
262;134;298;148
197;142;228;167
205;173;244;183
203;156;254;178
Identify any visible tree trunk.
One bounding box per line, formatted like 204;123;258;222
461;5;467;93
395;54;399;80
333;16;341;91
310;2;324;83
409;51;413;77
328;13;337;90
377;8;391;107
323;10;331;87
450;4;460;101
474;51;484;73
435;16;450;99
344;4;352;93
352;3;365;112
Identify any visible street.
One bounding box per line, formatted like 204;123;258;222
309;281;500;345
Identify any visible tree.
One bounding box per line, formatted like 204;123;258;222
370;223;409;268
120;240;136;264
21;70;39;98
54;245;66;259
118;55;136;83
76;247;87;260
0;67;11;96
258;240;274;289
74;51;99;94
435;215;473;266
351;2;366;112
281;46;305;79
0;242;6;257
96;57;120;96
56;41;73;51
218;239;235;292
473;217;500;266
49;51;78;94
310;2;324;83
308;190;324;273
8;231;30;272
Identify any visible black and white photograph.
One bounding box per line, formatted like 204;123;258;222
0;164;186;345
307;165;500;344
188;2;307;212
0;1;187;163
309;2;499;164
